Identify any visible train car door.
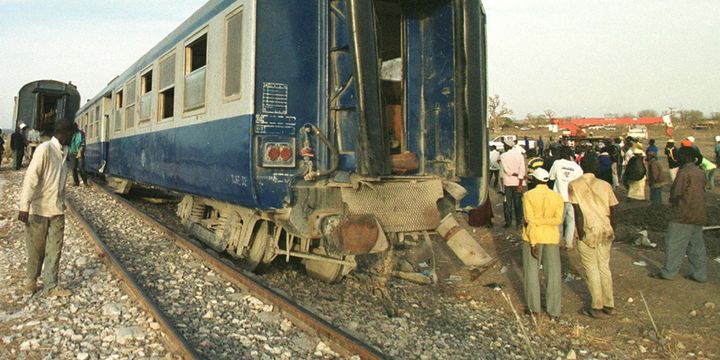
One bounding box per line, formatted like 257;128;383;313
99;95;112;172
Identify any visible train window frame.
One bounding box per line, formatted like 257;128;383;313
125;79;137;130
94;105;101;139
183;29;208;112
114;89;124;133
158;51;176;122
139;67;153;124
223;7;243;101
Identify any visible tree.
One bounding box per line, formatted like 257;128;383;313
488;94;513;130
543;109;556;122
638;109;659;118
679;110;704;126
710;112;720;121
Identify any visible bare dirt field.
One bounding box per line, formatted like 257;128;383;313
450;126;720;359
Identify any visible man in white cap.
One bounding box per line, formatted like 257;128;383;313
521;167;564;320
500;139;526;229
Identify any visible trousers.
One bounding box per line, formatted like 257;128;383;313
502;186;524;226
13;149;24;170
705;168;716;190
522;242;561;317
660;222;707;282
577;240;614;310
70;154;88;185
561;202;576;247
25;215;65;290
650;187;662;206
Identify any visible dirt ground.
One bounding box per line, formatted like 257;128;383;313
449;126;720;359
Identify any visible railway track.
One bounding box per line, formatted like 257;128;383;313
66;182;386;360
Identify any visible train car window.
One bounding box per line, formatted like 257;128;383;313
184;33;207;111
139;70;153;122
224;9;243;99
159;53;176;120
114;90;123;132
94;106;101;138
90;109;95;139
84;113;90;139
125;80;136;129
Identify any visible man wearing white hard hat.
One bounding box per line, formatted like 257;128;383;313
521;167;564;321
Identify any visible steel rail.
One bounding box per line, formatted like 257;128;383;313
66;201;203;360
94;183;387;360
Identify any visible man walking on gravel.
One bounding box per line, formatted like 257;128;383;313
651;146;708;283
17;120;75;297
521;168;564;320
569;153;619;318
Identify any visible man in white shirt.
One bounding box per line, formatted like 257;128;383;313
489;145;501;189
500;140;526;229
18;120;75;297
549;146;584;248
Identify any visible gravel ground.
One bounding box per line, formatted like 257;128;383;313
127;189;622;359
65;183;342;359
0;169;173;359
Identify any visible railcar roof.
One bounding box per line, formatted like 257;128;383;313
78;0;234;114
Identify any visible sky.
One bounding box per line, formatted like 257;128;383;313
1;0;718;129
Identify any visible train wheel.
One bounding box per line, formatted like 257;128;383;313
303;251;356;284
242;221;270;272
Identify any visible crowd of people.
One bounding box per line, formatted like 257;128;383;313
488;134;715;320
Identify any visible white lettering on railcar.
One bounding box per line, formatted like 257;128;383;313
230;174;249;187
262;82;288;115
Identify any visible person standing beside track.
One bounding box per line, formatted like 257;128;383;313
521;168;564;321
651;146;708;283
68;123;88;186
17;120;75;297
0;129;4;169
500;140;526;229
10;124;27;170
548;146;583;249
569;153;619;318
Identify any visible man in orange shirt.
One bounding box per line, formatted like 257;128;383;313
522;168;564;320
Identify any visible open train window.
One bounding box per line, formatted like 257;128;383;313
158;53;176;120
376;0;404;155
139;69;153;122
184;32;207;111
125;80;136;129
114;90;123;132
224;8;243;100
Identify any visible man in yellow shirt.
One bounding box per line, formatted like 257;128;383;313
522;168;564;320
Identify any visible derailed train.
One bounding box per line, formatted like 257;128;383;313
73;0;490;282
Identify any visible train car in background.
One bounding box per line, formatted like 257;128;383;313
77;0;489;282
14;80;81;151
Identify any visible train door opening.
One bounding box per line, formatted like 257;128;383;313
375;0;419;174
36;93;64;134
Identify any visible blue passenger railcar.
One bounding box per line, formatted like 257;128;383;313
77;0;489;282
